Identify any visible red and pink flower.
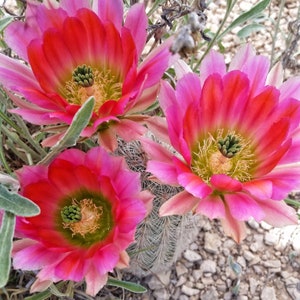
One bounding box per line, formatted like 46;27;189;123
0;0;173;150
13;147;152;296
142;44;300;242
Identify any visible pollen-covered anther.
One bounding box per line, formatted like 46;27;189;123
62;199;102;237
218;134;242;158
72;64;94;88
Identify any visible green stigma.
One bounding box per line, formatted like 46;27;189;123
72;64;94;87
61;204;82;223
217;134;241;158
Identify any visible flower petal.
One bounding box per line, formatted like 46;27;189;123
196;194;226;219
159;190;200;216
225;193;265;221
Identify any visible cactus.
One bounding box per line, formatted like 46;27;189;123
116;139;199;276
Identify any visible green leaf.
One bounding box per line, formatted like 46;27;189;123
219;0;271;39
237;23;265;39
39;96;95;165
24;291;52;300
107;278;147;294
0;211;16;288
24;282;65;300
0;16;14;32
0;184;40;216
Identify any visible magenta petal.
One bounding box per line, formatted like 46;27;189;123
16;165;48;189
229;43;255;71
85;265;108;296
97;0;123;30
255;198;298;227
225;193;265;221
220;208;248;243
210;174;243;192
200;49;226;83
174;158;212;198
13;241;63;270
54;252;86;281
279;76;300;101
196;194;225;219
243;180;273;199
94;245;120;275
60;0;91;15
124;3;147;57
147;161;179;185
159;190;199;216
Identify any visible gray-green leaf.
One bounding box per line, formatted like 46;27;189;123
237;23;265;39
219;0;271;40
107;278;147;293
39;96;95;165
0;211;16;288
0;184;40;216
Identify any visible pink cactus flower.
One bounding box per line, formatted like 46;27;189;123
142;44;300;243
13;147;152;296
0;0;173;150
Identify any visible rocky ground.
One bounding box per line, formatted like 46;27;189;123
126;216;300;300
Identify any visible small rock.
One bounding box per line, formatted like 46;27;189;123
263;259;281;268
156;271;171;286
265;231;280;246
183;249;202;262
247;218;260;230
153;288;170;300
176;276;187;287
147;276;163;290
204;232;222;254
244;250;255;261
176;263;188;277
200;259;217;274
261;286;277;300
260;221;273;230
201;287;219;300
181;285;200;296
249;278;259;295
179;295;189;300
192;269;202;281
285;277;300;300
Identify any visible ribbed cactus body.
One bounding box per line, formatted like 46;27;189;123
116;140;199;276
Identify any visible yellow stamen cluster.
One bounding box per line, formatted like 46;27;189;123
191;130;256;183
61;65;122;113
63;199;103;237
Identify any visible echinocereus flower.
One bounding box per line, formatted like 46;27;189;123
0;0;173;150
13;147;152;296
142;44;300;243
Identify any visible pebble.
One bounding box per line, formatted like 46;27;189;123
200;259;217;274
181;285;200;296
176;263;188;277
183;249;202;262
204;232;221;254
261;286;277;300
152;288;169;300
263;260;281;268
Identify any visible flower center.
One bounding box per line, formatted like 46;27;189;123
191;130;256;183
57;191;114;248
60;64;122;113
61;199;102;237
